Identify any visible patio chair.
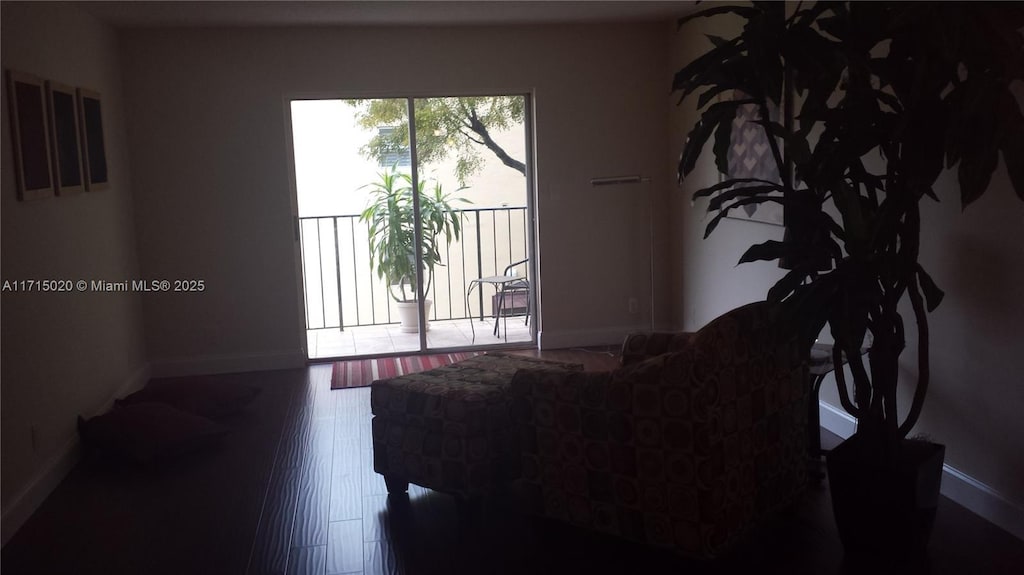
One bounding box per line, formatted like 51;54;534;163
466;258;531;342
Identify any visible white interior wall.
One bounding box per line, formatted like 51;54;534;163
0;2;148;541
119;23;670;364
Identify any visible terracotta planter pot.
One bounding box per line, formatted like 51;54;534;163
826;434;945;561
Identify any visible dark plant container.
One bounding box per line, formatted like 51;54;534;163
826;434;945;561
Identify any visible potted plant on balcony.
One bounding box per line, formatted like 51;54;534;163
360;166;468;332
675;2;1022;560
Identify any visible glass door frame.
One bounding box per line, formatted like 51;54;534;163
285;90;538;360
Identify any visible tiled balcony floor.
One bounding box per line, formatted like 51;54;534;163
307;316;532;359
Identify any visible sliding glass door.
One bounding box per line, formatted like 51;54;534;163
290;95;533;360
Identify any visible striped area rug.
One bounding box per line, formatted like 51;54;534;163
330;352;480;389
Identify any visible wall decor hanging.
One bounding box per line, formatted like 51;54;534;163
77;87;108;191
47;81;85;195
6;70;55;200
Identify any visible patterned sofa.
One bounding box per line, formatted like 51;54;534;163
370;352;581;498
510;301;808;559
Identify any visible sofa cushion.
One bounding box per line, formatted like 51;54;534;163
370;352;581;437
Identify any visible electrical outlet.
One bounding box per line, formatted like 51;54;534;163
628;297;638;313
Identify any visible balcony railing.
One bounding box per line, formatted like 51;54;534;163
300;207;529;330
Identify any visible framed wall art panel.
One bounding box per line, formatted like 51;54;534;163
718;89;787;227
6;70;55;200
47;81;85;195
77;87;108;191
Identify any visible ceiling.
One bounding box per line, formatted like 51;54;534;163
72;1;699;29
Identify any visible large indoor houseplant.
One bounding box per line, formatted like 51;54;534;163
360;167;468;332
674;1;1023;558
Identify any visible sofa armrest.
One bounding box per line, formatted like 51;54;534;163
620;332;694;366
512;336;808;559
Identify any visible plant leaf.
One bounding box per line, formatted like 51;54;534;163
1003;140;1024;203
692;178;783;199
677;5;759;29
958;144;999;208
706;34;728;48
679;100;749;179
916;265;945;312
738;240;790;265
703;196;785;238
768;269;806;303
707;185;784;212
713;118;733;176
672;39;743;101
998;92;1024;202
697;84;733;110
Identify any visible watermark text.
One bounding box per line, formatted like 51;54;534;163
2;279;206;293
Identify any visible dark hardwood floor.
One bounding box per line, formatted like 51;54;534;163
3;348;1022;575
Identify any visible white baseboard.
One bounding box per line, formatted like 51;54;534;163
0;440;83;548
538;326;640;350
818;401;1024;541
939;464;1024;541
1;363;152;546
150;349;307;378
819;401;858;438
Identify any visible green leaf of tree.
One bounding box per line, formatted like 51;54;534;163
348;96;524;186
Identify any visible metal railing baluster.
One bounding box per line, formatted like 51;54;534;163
367;223;376;326
300;221;310;328
491;211;497;280
349;217;359;328
313;217;325;327
333;217;344;329
460;212;468;318
299;207;526;328
445;240;452;320
507;209;513;266
476;210;484;321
